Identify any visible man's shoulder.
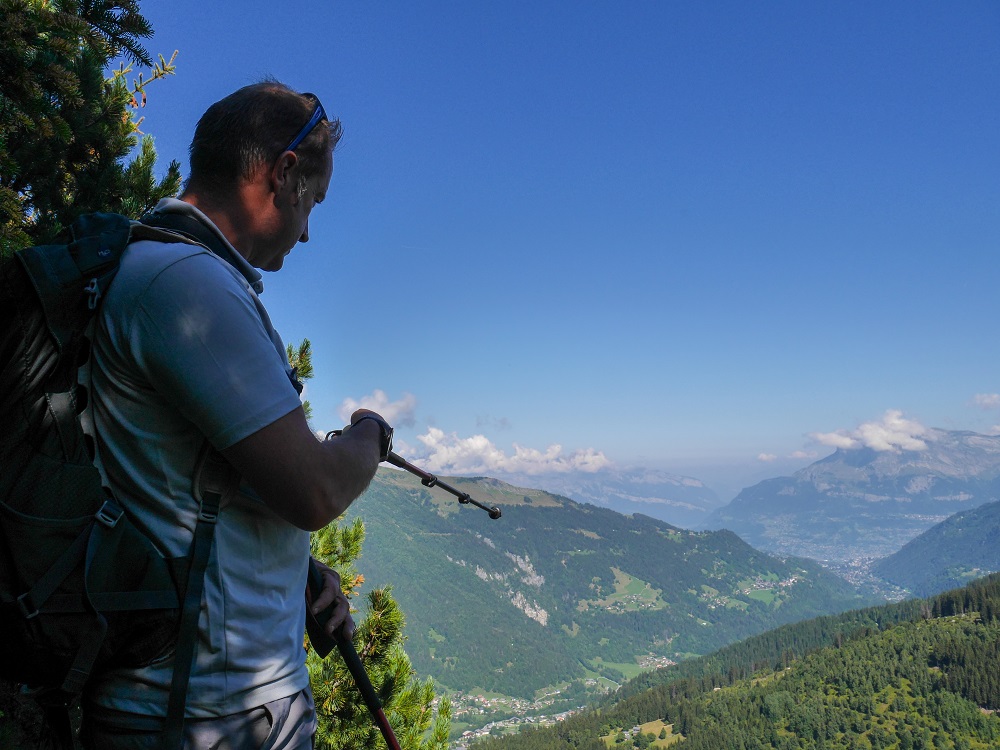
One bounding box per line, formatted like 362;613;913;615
119;235;231;285
106;238;239;318
125;233;212;264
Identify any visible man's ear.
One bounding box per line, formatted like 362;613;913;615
269;151;300;198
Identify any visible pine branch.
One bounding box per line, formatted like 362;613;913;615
77;0;153;66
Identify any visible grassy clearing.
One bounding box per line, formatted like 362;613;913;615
578;568;668;612
588;656;646;681
747;588;777;604
601;719;682;748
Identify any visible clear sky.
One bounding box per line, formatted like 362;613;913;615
135;2;1000;490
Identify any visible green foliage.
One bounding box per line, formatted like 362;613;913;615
286;338;314;420
0;0;181;255
309;522;451;749
287;338;315;381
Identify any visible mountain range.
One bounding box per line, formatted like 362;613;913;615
338;429;1000;739
702;429;1000;563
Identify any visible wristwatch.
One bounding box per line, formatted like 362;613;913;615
352;414;393;461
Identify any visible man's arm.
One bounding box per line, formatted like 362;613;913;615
222;407;385;531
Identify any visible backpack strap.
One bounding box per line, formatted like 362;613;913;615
14;213;131;353
160;442;241;750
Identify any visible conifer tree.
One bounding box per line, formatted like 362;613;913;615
293;348;451;749
0;0;180;255
309;525;451;750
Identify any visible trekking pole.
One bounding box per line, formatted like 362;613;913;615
325;430;502;519
384;451;502;519
310;437;500;744
334;632;402;750
306;563;402;750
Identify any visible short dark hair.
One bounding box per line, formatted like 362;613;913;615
186;80;342;193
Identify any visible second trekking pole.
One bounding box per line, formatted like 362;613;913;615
306;561;401;750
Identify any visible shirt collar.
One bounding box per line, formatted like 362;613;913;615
148;197;265;295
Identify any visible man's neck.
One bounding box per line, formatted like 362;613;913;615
178;190;261;263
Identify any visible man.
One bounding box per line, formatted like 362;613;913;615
82;81;390;748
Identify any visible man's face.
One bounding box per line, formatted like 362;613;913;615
264;149;334;271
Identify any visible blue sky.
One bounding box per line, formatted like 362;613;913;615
135;2;1000;494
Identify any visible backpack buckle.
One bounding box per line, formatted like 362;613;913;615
95;500;123;529
16;591;39;620
198;505;219;524
84;278;101;310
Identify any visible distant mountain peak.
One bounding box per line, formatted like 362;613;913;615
706;428;1000;563
800;429;1000;482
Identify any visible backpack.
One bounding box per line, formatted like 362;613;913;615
0;213;235;748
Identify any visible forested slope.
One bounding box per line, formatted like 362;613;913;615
473;575;1000;750
874;500;1000;597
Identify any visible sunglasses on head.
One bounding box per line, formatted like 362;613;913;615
283;93;326;153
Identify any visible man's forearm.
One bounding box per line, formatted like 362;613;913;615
222;407;384;531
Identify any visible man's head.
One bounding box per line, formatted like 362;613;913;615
187;81;342;194
183;81;343;270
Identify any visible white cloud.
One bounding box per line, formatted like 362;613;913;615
757;453;778;462
337;390;417;428
809;410;929;453
788;450;818;460
415;427;611;476
973;393;1000;410
810;430;858;449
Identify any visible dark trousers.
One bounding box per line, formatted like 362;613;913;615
80;687;316;750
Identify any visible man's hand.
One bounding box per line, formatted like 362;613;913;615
346;409;393;461
309;557;355;641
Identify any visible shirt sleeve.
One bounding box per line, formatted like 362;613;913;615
126;251;302;450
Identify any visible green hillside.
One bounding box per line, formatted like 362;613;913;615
873;500;1000;597
348;469;871;715
473;575;1000;750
